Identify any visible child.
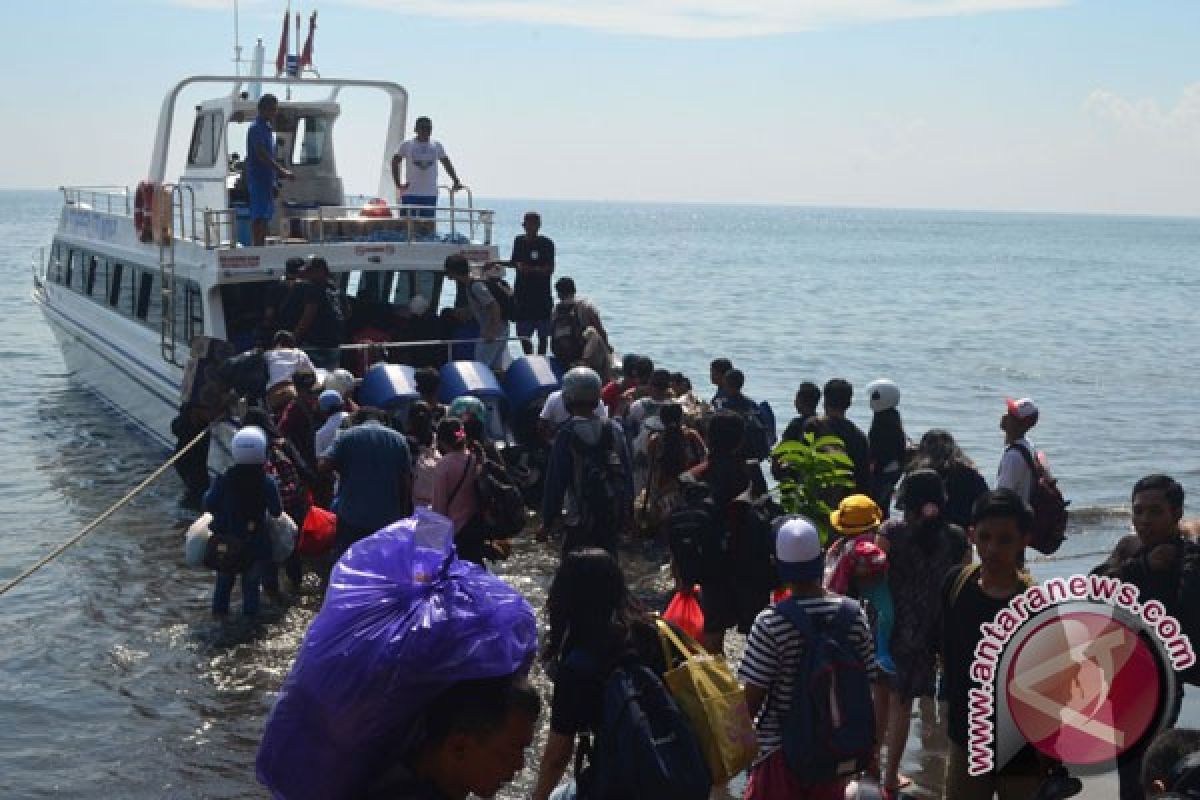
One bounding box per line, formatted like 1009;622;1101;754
940;489;1054;799
825;494;896;674
739;516;882;799
204;426;283;617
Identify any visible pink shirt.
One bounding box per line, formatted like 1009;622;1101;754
431;450;479;533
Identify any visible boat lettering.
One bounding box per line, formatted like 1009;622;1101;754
218;254;261;268
353;244;396;257
65;209;118;242
459;247;492;263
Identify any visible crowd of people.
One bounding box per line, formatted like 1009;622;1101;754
179;210;1200;799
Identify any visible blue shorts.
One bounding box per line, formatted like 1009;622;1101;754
248;182;274;221
400;194;436;219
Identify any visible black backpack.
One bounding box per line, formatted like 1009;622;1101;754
215;349;268;399
574;653;713;800
569;423;629;536
476;277;516;322
551;301;586;364
666;474;729;586
475;451;527;537
730;489;783;592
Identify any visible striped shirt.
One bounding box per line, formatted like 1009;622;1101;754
737;596;879;760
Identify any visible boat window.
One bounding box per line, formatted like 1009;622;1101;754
392;271;442;308
185;282;205;341
64;249;77;289
108;263;123;307
219;282;269;351
291;116;328;166
187;111;223;168
136;270;155;321
84;255;103;297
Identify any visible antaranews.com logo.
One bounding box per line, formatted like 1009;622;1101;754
968;574;1196;776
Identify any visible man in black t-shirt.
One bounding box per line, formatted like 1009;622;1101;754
805;378;872;495
293;256;346;370
511;211;555;355
262;257;305;338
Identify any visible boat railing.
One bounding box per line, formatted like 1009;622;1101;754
200;197;496;250
322;335;528;366
61;186;131;215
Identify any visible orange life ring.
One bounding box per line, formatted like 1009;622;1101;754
359;197;394;219
134;182;156;243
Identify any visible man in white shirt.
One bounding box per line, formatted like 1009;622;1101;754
391;116;462;219
996;397;1040;506
314;389;348;458
263;330;316;412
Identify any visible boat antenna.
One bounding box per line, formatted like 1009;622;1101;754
233;0;242;75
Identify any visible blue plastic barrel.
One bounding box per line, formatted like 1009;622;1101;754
439;361;509;441
359;363;418;412
504;355;562;418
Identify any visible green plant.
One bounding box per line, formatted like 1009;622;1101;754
771;433;856;545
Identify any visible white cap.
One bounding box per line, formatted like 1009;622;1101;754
775;516;824;582
232;426;268;465
866;379;900;413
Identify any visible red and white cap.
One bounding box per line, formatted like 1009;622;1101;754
1005;397;1039;420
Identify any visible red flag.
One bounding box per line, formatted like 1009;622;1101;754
298;11;317;69
274;9;289;76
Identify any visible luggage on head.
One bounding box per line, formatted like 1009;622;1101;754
256;508;538;799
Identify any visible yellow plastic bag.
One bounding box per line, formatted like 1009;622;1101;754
656;617;758;784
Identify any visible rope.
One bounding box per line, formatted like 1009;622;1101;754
0;426;213;599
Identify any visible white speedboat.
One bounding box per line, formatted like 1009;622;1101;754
31;72;500;467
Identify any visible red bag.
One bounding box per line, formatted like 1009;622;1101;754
298;506;337;557
663;587;705;642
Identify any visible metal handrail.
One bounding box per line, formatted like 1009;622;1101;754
173;183;197;241
441;184;475;241
61;186;132;215
325;335;527;364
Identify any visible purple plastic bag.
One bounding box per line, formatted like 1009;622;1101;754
256;508;538;799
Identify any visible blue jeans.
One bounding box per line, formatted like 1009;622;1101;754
213;561;262;616
475;331;510;370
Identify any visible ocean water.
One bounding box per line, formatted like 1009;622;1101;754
1;188;1198;797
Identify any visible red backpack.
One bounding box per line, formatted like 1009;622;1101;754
1008;444;1069;554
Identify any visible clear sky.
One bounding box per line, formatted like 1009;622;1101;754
1;0;1196;215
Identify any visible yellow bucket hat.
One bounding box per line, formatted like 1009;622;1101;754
830;494;883;536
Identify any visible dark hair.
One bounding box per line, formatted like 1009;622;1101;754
304;255;329;273
621;352;642;375
554;276;576;295
415;116;432;128
710;358;733;376
656;403;688;479
896;467;946;511
418;675;541;751
972;488;1034;532
257;93;278;112
650;369;671;389
414;366;441;395
407;401;435;447
824;378;853;411
724;368;745;392
443;254;469;276
351;407;389;426
868;407;906;464
796;381;821;407
542;548;647;665
242;408;282;440
1133;474;1185;513
436;416;466;450
523;211;541;225
1142;728;1200;795
912;429;976;474
706;410;745;458
633;357;654;381
284;257;305;276
462;413;487;446
272;330;296;348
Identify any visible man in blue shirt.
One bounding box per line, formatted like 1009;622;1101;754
246;93;294;246
321;409;412;555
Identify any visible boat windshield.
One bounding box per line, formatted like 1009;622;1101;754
219;269;444;351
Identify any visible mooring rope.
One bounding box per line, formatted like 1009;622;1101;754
0;427;212;599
